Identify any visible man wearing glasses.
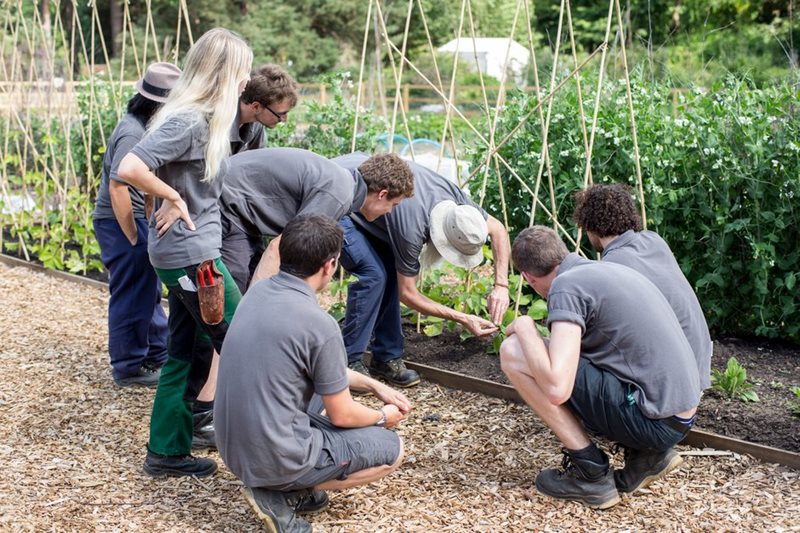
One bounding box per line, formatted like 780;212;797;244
218;149;414;294
232;63;297;154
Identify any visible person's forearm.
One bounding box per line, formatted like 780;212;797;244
251;235;281;285
400;283;468;325
109;181;138;244
327;399;384;428
117;153;180;201
487;216;510;287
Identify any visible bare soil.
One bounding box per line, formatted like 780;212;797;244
403;325;800;452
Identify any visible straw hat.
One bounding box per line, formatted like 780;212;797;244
426;200;487;270
134;62;181;103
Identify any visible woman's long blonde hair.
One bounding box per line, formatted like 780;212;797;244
148;28;252;182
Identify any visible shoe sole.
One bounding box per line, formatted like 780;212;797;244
535;479;621;510
142;462;217;478
620;453;683;494
242;487;280;533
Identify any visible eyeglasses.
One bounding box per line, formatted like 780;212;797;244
264;104;289;122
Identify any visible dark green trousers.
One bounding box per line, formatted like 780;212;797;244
149;258;240;456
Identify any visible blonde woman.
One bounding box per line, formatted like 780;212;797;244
118;28;252;477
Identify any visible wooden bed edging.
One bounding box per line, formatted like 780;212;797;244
405;361;800;470
2;253;798;470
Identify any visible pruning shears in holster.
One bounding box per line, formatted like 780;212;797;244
197;259;224;325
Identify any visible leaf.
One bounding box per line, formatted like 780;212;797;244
527;299;548;320
423;323;444;337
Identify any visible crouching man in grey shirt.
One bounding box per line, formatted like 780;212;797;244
215;215;411;533
500;226;701;509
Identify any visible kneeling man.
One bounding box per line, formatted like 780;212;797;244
500;226;700;509
215;215;411;532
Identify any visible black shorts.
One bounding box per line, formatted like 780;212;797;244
270;412;402;491
567;358;691;451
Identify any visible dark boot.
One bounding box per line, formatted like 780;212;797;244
143;447;217;478
614;446;683;493
369;358;420;388
242;487;313;533
114;365;161;388
535;449;620;509
296;490;329;514
348;360;372;396
192;410;216;450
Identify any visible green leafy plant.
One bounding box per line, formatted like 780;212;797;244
326;271;357;323
788;386;800;417
711;357;760;403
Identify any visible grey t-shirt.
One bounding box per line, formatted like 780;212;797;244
230;107;265;155
219;148;366;237
547;253;701;419
215;271;350;488
333;152;487;276
130;112;223;269
602;230;712;389
93;113;147;220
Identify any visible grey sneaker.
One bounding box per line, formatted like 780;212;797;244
535;449;620;509
242;487;312;533
114;365;161;388
296;490;329;514
614;446;683;493
369;358;420;388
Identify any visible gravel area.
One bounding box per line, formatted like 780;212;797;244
1;262;798;532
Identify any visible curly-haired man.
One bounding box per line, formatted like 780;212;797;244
573;183;711;492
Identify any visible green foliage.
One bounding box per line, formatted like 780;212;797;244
711;357;760;402
290;72;388;157
327;271;357;322
471;75;800;343
788;386;800;416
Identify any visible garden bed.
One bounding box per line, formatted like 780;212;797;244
403;325;800;453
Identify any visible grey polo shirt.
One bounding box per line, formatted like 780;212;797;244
130;111;223;269
219;147;366;237
93;113;147;220
602;230;712;389
230;107;265;155
215;271;350;488
333;152;487;277
547;253;701;419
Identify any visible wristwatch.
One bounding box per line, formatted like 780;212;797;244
375;408;387;427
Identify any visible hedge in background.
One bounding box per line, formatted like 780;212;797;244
470;76;800;342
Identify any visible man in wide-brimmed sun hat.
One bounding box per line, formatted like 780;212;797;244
93;61;181;388
333;152;511;389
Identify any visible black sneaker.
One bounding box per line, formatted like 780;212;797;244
614;446;683;493
535;449;620;509
242;487;312;533
369;358;420;388
114;365;161;388
296;490;329;514
143;447;217;477
192;410;216;450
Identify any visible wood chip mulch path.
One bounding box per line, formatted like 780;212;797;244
1;263;798;532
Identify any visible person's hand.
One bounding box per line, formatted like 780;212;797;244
374;384;412;415
463;314;499;337
155;197;194;237
487;285;510;325
381;404;406;429
505;315;536;338
125;228;138;246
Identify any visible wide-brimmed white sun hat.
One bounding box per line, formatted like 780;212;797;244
134;62;181;103
426;200;487;270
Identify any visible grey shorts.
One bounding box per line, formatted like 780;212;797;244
272;411;402;491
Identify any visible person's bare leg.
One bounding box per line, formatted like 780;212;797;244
197;350;219;402
315;439;404;491
500;335;590;450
